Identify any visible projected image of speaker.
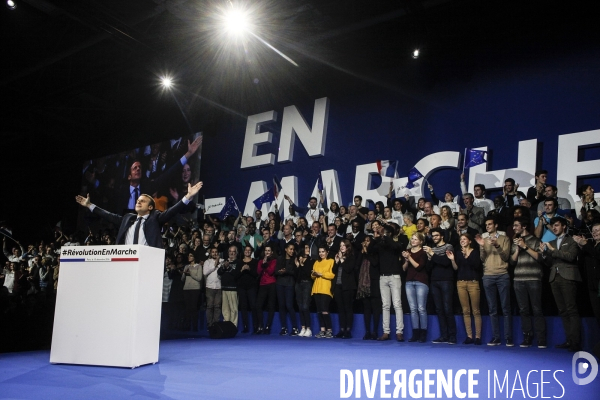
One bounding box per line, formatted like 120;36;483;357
209;321;238;339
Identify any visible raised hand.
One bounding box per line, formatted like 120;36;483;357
185;136;203;158
75;193;92;208
185;181;203;200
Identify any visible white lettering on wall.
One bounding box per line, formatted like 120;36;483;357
557;129;600;212
278;97;330;162
310;169;343;207
240;111;277;169
466;139;537;195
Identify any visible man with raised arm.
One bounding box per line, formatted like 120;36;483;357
75;181;203;249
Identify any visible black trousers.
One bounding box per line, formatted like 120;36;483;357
362;296;382;334
238;286;257;329
334;284;356;330
256;283;276;328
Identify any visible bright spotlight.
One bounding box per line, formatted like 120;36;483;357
6;0;17;10
412;49;420;59
223;8;249;35
160;77;173;89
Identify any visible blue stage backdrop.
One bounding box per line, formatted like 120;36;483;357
199;49;600;218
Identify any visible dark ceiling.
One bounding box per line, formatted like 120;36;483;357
1;0;598;239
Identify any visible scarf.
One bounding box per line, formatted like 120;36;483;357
356;257;371;299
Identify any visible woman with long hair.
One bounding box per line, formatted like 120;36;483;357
356;236;381;340
311;245;335;338
440;205;455;230
295;243;315;337
447;233;482;345
255;244;277;334
181;253;202;331
333;239;357;338
325;201;340;225
238;245;259;333
401;233;429;342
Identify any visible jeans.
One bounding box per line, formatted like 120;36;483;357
456;280;481;338
430;280;456;339
482;274;512;340
276;284;297;329
405;281;428;329
513;280;546;341
551;274;580;346
379;275;404;334
205;288;222;327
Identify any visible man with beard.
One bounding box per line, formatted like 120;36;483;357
425;228;456;344
510;217;546;348
541;217;582;352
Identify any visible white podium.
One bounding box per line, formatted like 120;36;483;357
50;245;165;368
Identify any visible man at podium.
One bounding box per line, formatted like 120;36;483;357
75;181;204;248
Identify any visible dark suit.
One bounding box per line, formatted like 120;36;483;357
347;231;366;252
92;200;187;249
543;235;582;347
324;235;342;259
115;159;185;214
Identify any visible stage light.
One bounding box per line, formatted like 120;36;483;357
6;0;17;10
412;49;420;59
223;8;249;35
160;76;173;89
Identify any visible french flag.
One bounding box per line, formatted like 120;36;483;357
377;160;398;178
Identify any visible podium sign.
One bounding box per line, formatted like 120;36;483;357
50;245;165;368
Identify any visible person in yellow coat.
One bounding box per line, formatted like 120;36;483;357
311;245;335;338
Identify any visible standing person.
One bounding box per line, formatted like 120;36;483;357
573;222;600;330
238;245;259;333
510;218;546;348
447;234;483;345
218;246;241;327
75;182;204;248
203;248;223;328
295;244;315;337
276;243;299;336
526;170;548;211
424;228;456;344
373;223;407;342
541;217;582;352
255;245;277;334
182;253;202;331
475;216;513;347
333;240;357;339
402;233;429;343
356;236;382;340
312;245;335;338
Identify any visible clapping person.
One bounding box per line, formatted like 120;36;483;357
276;243;299;336
311;246;335;338
332;240;357;338
447;234;483;345
295;244;315;337
356;236;381;340
402;233;429;343
238;245;259;333
255;245;277;334
182;253;202;331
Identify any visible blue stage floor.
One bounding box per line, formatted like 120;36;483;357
1;334;599;399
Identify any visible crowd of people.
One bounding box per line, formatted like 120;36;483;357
2;169;600;354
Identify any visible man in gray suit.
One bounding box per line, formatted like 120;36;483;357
541;217;582;352
461;193;484;233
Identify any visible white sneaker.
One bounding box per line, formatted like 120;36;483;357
299;327;306;337
304;328;312;337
